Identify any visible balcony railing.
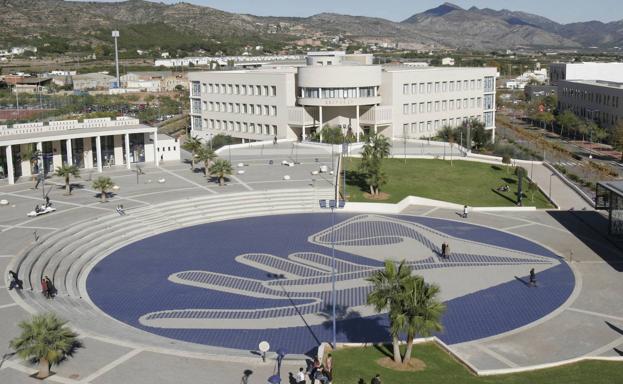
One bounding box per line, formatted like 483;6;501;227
359;105;393;125
288;106;319;126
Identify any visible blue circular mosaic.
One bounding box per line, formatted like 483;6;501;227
86;213;575;355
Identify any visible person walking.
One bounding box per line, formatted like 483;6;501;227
34;173;43;190
463;205;469;218
295;367;306;384
445;243;451;259
8;270;23;290
529;268;537;287
325;353;333;382
441;242;447;258
44;276;55;298
41;277;49;298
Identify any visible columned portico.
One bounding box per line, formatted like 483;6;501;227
66;139;73;166
356;105;360;141
113;135;124;166
20;144;31;178
5;145;14;184
124;133;131;169
52;141;62;170
83;137;93;169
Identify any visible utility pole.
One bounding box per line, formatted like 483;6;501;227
112;30;120;89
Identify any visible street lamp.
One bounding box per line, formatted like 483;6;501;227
549;173;554;200
319;198;346;349
112;31;120;89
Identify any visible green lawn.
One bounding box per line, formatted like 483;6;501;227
344;158;553;208
334;343;623;384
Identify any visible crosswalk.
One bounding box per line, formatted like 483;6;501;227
554;161;581;167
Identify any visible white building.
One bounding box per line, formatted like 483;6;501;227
154;134;181;162
441;57;455;66
558;80;623;130
188;52;497;142
549;62;623;85
155;55;304;68
0;117;176;185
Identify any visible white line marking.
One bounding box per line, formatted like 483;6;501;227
421;207;439;216
157;167;217;194
582;335;623;358
80;348;143;383
475;344;519;368
0;303;18;309
124;186;200;199
0;255;14;258
567;307;623;322
502;223;535;231
230;175;253;191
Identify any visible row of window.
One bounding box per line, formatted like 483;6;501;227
402;97;489;115
402;78;490;95
202;82;277;97
560;86;621;108
301;87;378;99
559;103;620;127
203;101;278;116
401;113;494;135
204;119;277;136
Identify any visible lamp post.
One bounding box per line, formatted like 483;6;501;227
319;199;345;349
549;173;554;200
112;30;120;89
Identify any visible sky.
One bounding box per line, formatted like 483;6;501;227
82;0;623;24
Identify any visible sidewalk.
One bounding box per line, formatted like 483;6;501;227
530;163;592;210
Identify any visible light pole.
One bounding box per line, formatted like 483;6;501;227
549;173;554;200
112;31;120;89
319;199;345;349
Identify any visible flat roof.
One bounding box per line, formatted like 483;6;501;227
382;65;497;73
598;181;623;195
0;124;155;146
563;79;623;90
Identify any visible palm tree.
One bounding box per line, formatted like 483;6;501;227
195;145;217;177
208;159;233;186
10;313;80;379
360;135;392;197
402;277;445;363
92;176;115;202
366;260;412;364
181;135;202;170
55;164;80;195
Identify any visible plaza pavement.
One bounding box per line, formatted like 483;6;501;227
0;141;621;382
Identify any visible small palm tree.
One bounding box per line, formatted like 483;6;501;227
366;260;412;364
92;176;115;202
182;135;202;170
10;313;80;379
55;164;80;195
195;145;217;177
209;159;233;186
402;277;445;363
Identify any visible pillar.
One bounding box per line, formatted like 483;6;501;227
153;131;159;167
52;141;62;170
66;139;73;166
124;133;131;169
36;141;43;174
356;105;360;142
491;128;496;143
302;124;306;141
319;106;323;142
373;123;377;135
113;135;124;166
83;137;93;169
20;144;31;178
95;136;102;173
5;145;14;184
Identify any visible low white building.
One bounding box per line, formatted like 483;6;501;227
188;52;497;143
442;57;455;66
0;117;177;185
549;62;623;85
153;134;180;162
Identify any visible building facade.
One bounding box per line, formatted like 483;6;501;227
558;80;623;130
188;53;497;143
549;62;623;86
0;117;170;185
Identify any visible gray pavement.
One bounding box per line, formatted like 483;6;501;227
0;143;621;382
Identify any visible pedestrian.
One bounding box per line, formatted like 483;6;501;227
8;270;23;290
445;243;451;259
295;367;306;384
45;195;51;208
371;374;382;384
273;135;278;145
325;353;333;382
34;173;43;190
41;277;49;298
310;357;321;380
441;242;447;258
44;276;55;298
463;205;469;218
529;268;537;287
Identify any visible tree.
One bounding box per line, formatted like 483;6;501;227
10;313;80;379
402;277;445;363
181;136;202;170
195;145;217;177
360;135;392;196
527;180;538;203
438;125;456;142
55;164;80;195
556;110;578;138
209;159;233;186
612;121;623;161
502;154;512;173
92;176;114;202
366;260;412;364
317;126;345;144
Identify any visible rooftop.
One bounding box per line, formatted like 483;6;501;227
565;79;623;89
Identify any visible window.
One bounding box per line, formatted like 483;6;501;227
242;104;247;114
427;121;432;131
257;104;262;115
402;123;409;134
250;123;255;133
434;82;440;93
249;85;254;96
434;101;440;112
463;99;468;109
442;101;447;111
243;122;248;132
241;85;247;95
449;81;454;92
235;103;240;113
456;99;461;110
271;106;277;116
201;83;206;94
477;97;482;108
403;84;409;95
235;85;240;94
249;105;254;114
419;122;425;132
227;84;233;94
209;119;214;129
470;80;475;90
484;111;494;127
470;98;475;108
411;83;417;94
191;99;201;114
427;82;432;93
191;81;201;96
464;80;468;89
411;122;417;134
419;103;424;113
449;118;454;126
208;83;213;93
449;100;454;110
442;82;447;92
191;116;202;130
456;81;461;91
263;86;269;96
434;120;439;130
427;102;432;112
484;76;495;92
359;87;375;97
403;104;409;114
236;122;241;132
272;125;277;135
228;103;233;113
271;86;277;96
264;105;269;116
411;103;417;114
477;79;482;89
208;102;214;111
256;85;261;95
419;83;425;93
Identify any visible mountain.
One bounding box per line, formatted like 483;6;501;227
0;0;621;54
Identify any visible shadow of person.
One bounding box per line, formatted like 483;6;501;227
288;372;297;384
514;276;530;287
241;369;253;384
358;379;365;384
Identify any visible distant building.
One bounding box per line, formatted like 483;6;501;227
72;73;116;91
153;133;180;162
524;85;557;100
558;80;623;130
188;51;497;142
121;71;187;92
155;55;305;68
442;57;455;66
549;62;623;85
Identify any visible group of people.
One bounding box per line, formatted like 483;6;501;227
294;354;333;384
115;204;126;216
41;275;56;299
34;196;52;214
440;242;451;259
8;270;23;290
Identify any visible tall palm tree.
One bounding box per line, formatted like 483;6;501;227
366;260;412;363
55;164;80;195
10;313;80;379
181;135;202;170
402;277;445;363
195;145;217;177
208;159;233;186
92;176;115;202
